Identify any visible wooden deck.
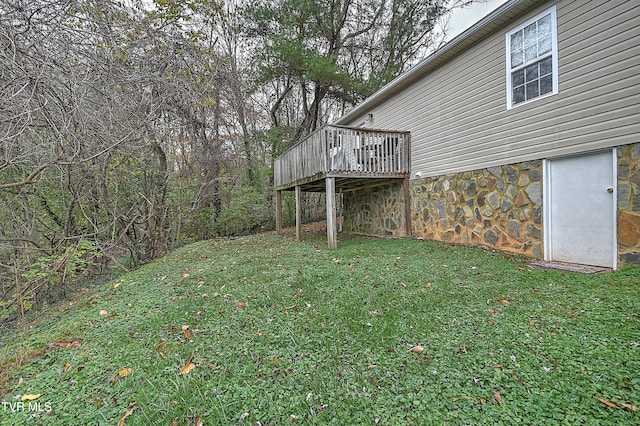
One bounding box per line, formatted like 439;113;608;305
274;125;411;191
274;125;411;249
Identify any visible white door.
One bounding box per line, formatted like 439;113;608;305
544;150;616;268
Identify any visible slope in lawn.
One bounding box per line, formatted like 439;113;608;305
1;234;639;425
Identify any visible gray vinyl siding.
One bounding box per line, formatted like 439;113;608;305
343;0;640;179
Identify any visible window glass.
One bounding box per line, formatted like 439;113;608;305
507;8;557;107
510;31;524;67
512;69;525;86
540;75;553;95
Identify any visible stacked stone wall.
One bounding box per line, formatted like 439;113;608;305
342;143;640;266
343;182;406;237
617;143;640;264
410;161;544;258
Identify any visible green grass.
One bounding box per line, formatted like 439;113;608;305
1;233;639;425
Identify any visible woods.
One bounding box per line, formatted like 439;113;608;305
0;0;469;323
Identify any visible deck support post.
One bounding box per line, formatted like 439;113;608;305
403;177;412;237
295;185;302;242
326;177;337;250
275;190;283;234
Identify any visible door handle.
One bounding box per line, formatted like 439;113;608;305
607;187;614;193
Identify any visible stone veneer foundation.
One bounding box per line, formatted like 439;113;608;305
343;181;407;237
343;143;640;266
410;161;543;258
617;143;640;264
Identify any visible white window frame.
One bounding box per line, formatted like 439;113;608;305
505;6;559;109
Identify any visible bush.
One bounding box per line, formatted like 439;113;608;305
214;186;272;236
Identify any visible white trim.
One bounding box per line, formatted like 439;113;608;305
505;6;559;110
542;158;552;261
611;149;618;270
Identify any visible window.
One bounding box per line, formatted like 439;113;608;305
506;7;558;108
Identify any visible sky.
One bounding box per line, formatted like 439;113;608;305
447;0;511;40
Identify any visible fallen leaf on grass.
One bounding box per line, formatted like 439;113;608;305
118;368;133;377
179;353;195;375
595;396;620;409
498;298;511;305
118;402;137;426
182;325;193;340
494;391;503;406
99;310;108;316
622;403;639;412
409;346;424;354
194;416;204;426
179;363;195;375
236;301;247;309
21;394;42;401
57;340;81;349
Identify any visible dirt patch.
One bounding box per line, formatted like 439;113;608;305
275;220;328;236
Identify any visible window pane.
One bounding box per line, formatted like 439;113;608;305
512;69;525;86
511;49;523;68
524;22;539;62
525;63;539;81
539;35;552;55
540;75;553;95
540;57;553;76
524;23;537;46
524;45;537;62
511;31;524;67
526;80;539;100
538;14;552;39
513;86;525;104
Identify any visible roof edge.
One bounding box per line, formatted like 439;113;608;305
334;0;538;125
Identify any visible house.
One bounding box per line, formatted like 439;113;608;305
274;0;640;269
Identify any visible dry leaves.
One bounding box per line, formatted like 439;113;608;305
182;325;193;340
118;402;137;426
179;353;195;375
409;346;424;354
21;394;42;401
493;391;503;406
236;301;247;309
157;342;170;358
118;368;133;378
594;396;639;412
56;340;81;349
595;396;619;409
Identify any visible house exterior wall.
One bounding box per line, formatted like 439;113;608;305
348;144;640;265
343;0;640;177
336;0;640;265
410;160;543;258
618;143;640;264
343;182;407;237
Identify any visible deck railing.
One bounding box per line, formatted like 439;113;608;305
274;125;410;189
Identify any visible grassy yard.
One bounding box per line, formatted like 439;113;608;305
0;233;639;425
